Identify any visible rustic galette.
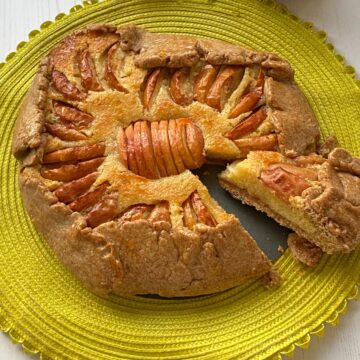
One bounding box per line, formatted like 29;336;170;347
12;24;322;296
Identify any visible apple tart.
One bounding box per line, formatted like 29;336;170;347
12;24;321;296
219;147;360;254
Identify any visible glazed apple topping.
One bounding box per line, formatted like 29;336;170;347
142;68;163;109
229;71;265;118
169;68;193;106
42;143;105;164
118;119;205;179
206;65;244;111
51;70;86;101
234;134;278;153
69;181;109;212
225;106;267;140
182;191;216;229
44;101;94;141
79;49;103;92
40;143;107;210
52;101;94;129
44;123;87;142
54;172;99;204
104;42;128;93
41;157;105;182
259;163;317;202
193;64;219;103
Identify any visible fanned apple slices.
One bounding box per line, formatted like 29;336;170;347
142;65;275;157
219;148;360;254
117;119;205;178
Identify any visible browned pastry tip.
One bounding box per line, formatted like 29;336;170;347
51;70;86;101
79;49;103;92
54;172;98;203
42;143;105;164
225;106;267;140
41;157;105;182
104;42;128;93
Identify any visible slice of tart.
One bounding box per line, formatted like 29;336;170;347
219;147;360;253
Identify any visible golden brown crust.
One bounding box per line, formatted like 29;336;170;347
20;170;272;297
120;25;294;81
287;233;323;267
300;149;360;253
265;78;320;157
12;24;325;296
12;58;49;165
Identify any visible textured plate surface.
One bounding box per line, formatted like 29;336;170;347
1;0;360;359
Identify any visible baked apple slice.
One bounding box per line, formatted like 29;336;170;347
44;123;87;141
43;143;105;164
229;71;265;118
150;121;168;177
53;101;93;129
143;68;163;109
41;157;105;182
169;68;193;106
79;49;103;91
206;66;244;111
69;181;109;212
104;42;128;93
193;64;219;103
225;106;267;140
51;70;86;101
86;197;119;228
54;172;98;203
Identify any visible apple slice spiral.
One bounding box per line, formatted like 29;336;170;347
118;119;205;179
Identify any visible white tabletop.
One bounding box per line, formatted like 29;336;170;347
0;1;359;359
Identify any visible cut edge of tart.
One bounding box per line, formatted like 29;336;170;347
11;24;325;297
219;147;360;254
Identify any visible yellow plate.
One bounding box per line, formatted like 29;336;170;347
1;1;360;359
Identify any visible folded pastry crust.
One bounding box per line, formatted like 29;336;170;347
12;24;321;296
219;148;360;254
